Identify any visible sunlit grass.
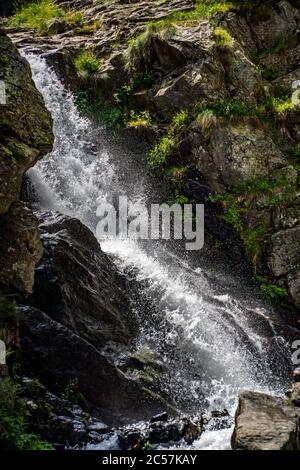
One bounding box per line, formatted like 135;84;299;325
9;0;82;34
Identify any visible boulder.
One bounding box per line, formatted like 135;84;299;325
20;305;174;426
118;415;201;449
0;202;42;295
29;211;137;348
232;391;300;450
291;382;300;406
269;226;300;277
187;121;288;192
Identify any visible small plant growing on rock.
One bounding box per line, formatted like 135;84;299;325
127;110;153;129
256;276;289;303
214;27;234;48
0;378;53;450
148;110;189;171
75;50;101;78
0;295;17;324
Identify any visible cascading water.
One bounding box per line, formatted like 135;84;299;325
23;52;292;449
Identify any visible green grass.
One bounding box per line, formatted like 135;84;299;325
0;295;17;324
256;276;289;303
8;0;82;34
148;110;189;171
214;26;234;47
243;226;267;268
126;110;153;128
0;379;53;450
124;1;234;76
74;50;101;78
222;205;243;232
76;91;123;128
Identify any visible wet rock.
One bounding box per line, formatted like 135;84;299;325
288;271;300;308
118;416;201;449
269;226;300;277
291;382;300;406
293;367;300;382
151;411;168;423
0;30;53;215
232;391;300;450
0;202;43;295
118;430;142;450
29;211;137;348
20;305;174;426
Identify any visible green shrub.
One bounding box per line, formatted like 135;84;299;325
214;27;234;47
148;136;176;171
124;25;155;76
75;50;101;78
0;295;17;323
222;205;243;232
148;110;189;172
0;379;53;450
256;276;289;303
60;378;86;408
127;110;152;128
76;91;123;128
243;225;267;268
9;0;82;34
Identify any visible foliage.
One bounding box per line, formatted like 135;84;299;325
243;226;266;268
214;27;234;47
256;276;289;303
260;66;280;81
167;194;190;206
9;0;82;34
148;110;189;171
124;24;155;76
126;110;152;128
76;91;123;128
75;50;101;78
73;19;102;35
60;378;86;408
0;295;17;323
0;379;53;450
222;205;243;232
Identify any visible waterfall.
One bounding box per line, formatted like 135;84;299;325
23;52;292;449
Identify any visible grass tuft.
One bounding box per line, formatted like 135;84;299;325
74;50;101;78
8;0;82;34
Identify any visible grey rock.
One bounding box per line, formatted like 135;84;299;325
29;211;137;348
0;30;53;215
0;202;43;295
269;225;300;277
232;391;300;450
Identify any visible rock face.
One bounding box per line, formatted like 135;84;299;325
0;30;53;215
19;211;174;426
20;304;173;426
0;202;42;295
0;30;53;296
29;211;137;348
232;391;300;450
118;414;201;449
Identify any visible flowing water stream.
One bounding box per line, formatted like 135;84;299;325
23;52;293;449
